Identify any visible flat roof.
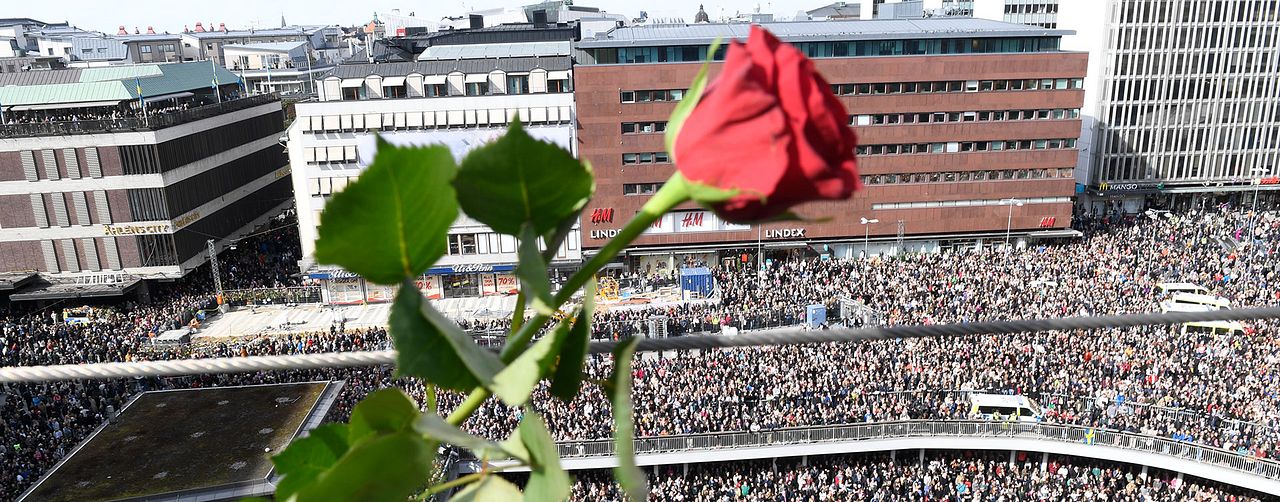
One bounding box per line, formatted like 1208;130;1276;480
224;40;308;52
578;18;1071;48
0;62;239;110
20;382;338;502
9;279;141;301
326;55;571;79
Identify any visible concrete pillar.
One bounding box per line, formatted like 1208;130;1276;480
918;449;925;466
1141;465;1148;478
891;450;897;463
1041;452;1048;472
1009;450;1016;467
801;455;807;466
683;463;688;476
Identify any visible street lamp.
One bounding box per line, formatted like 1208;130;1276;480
860;217;879;258
1248;167;1269;269
999;198;1024;247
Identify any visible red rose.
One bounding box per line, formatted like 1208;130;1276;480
674;25;860;223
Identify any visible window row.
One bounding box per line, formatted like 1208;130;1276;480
859;168;1075;185
308;176;355;197
446;230;580;256
620;89;686;103
303;145;358;165
301;106;573;134
621;121;668;134
623;182;665;195
852;108;1080;126
830;78;1083;96
857;138;1078;156
872;196;1071;211
332;73;571;101
621;152;671;165
585;36;1062;64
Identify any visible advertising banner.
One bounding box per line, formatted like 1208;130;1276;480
496;273;520;295
365;282;396;304
480;274;498;296
328;277;364;305
416;275;443;300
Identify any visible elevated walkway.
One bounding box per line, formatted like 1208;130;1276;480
465;421;1280;496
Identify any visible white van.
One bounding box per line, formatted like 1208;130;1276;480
968;393;1042;423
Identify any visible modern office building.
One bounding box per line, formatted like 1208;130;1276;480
574;18;1086;266
289;26;579;303
0;62;288;300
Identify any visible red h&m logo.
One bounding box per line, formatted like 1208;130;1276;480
1038;216;1057;228
590;208;614;224
681;212;705;228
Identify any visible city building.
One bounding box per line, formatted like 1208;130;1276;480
574;18;1086;267
289;26;578;303
224;41;335;96
949;0;1278;213
0;62;288;300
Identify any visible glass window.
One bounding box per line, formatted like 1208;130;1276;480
639;153;654;163
670;89;684;100
621;91;635;102
655;152;669;163
506;75;530;94
141;45;152;54
465;82;488;96
622;153;638;164
1055;78;1069;89
428;84;447;97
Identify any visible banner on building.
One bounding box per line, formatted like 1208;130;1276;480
480;273;498;296
365;282;396;304
496;273;519;295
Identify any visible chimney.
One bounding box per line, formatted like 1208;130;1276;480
468;14;483;29
219;23;227;32
134;27;141;35
118;25;128;35
146;26;156;35
194;22;205;33
184;25;190;33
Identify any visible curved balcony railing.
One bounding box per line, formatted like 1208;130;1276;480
549;421;1280;481
0;93;280;139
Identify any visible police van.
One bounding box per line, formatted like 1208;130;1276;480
968;393;1042;423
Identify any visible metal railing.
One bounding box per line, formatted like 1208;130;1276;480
550;421;1280;481
0;94;280;138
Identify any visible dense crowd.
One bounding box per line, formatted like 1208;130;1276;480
565;451;1266;501
4;205;1280;499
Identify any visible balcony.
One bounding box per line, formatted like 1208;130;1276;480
0;93;280;139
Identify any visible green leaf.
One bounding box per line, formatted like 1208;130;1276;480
349;389;420;441
664;37;723;161
315;139;458;285
293;431;435;502
390;282;504;391
414;412;524;462
519;413;571;502
491;314;574;406
549;279;596;401
541;207;581;262
610;337;647;502
272;423;350;500
452;476;524;502
516;223;555;315
453;119;594;236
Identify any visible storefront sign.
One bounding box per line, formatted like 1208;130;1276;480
764;228;806;239
678;210;711;231
173;212;201;229
328;277;365;305
496;273;519;295
365;283;396;304
426;264;516;275
415;275;443;300
480;274;498;296
589;208;614;223
103;223;171;236
1257;177;1280;185
590;229;621;240
1098;182;1164;192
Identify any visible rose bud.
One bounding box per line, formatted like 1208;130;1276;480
674;25;860;223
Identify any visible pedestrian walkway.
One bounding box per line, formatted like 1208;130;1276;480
193;295;521;339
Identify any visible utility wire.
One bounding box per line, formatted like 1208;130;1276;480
2;306;1279;384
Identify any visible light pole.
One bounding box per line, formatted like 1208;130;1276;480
860;217;879;258
1000;198;1024;248
1248;167;1269;269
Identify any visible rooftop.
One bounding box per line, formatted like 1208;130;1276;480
186;28;307;39
19;382;338;502
326;55;572;79
0;61;239;109
418;41;571;60
577;17;1071;47
223;40;308;53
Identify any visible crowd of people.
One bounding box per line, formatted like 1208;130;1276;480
565;451;1266;501
4;205;1280;498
